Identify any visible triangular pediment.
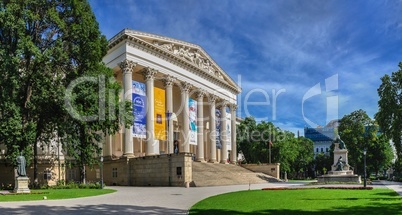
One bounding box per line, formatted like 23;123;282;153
116;30;240;92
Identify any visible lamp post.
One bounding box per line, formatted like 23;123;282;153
100;156;104;189
363;148;367;188
166;111;172;187
166;111;172;154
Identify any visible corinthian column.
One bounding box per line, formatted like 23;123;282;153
143;68;157;156
209;95;217;163
118;59;136;157
196;90;205;162
220;102;228;164
230;104;237;164
181;82;191;153
164;75;175;154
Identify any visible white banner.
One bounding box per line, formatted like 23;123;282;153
189;98;197;145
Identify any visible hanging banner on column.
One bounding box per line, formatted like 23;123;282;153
226;112;232;151
154;87;166;140
189;98;197;145
132;81;147;138
215;109;222;149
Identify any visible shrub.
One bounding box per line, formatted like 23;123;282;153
39;181;102;189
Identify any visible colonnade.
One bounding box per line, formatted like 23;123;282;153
107;59;237;163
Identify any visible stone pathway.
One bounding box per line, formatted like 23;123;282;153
0;181;400;214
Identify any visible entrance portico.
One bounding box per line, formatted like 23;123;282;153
102;29;241;165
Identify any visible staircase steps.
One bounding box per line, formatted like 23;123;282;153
192;162;281;187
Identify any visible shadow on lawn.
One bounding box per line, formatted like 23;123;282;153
0;204;186;215
190;202;402;215
190;198;402;215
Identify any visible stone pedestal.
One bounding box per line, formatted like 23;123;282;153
13;177;31;194
317;142;361;183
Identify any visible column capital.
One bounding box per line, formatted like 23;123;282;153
216;100;228;109
181;82;192;93
142;67;157;81
230;103;238;111
118;59;136;74
208;94;217;103
196;89;206;99
163;75;176;88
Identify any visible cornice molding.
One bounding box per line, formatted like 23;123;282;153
108;29;241;95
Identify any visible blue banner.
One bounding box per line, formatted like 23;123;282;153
215;109;221;149
132;81;146;138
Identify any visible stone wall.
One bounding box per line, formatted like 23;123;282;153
242;163;280;179
128;152;192;187
0;159;65;188
85;152;193;187
0;152;193;188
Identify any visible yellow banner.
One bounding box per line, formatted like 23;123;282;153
154;87;166;140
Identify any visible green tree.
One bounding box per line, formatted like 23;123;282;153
338;109;372;175
0;0;132;184
293;137;314;178
237;117;314;179
0;0;68;184
339;109;393;177
375;64;402;170
367;134;394;177
314;152;332;176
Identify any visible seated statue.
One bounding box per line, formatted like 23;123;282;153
333;135;347;150
335;156;345;171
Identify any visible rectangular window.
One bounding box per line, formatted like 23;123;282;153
176;167;182;176
321;148;324;152
96;169;100;179
112;168;118;178
316;148;319;153
67;169;76;181
44;170;52;180
326;148;329;152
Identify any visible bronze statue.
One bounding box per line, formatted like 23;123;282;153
16;152;27;177
333;135;346;150
335;156;345;171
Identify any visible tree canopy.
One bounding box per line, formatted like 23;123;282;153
375;63;402;172
237;117;313;179
339;109;393;176
0;0;132;184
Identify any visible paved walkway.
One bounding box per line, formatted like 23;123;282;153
0;181;400;215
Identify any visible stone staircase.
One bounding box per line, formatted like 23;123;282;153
191;162;281;187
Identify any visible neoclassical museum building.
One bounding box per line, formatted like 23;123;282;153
0;29;241;187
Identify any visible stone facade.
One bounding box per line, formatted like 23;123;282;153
0;160;65;188
242;163;280;179
0;29;240;188
85;153;192;187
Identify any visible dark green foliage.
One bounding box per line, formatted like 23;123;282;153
314;152;332;176
0;0;132;184
237;117;314;178
339;110;393;176
375;63;402;172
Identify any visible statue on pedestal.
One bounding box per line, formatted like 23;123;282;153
16;152;27;177
333;135;346;150
14;152;30;193
335;156;345;171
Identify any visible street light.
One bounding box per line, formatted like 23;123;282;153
166;111;172;187
363;148;367;188
166;111;172;154
100;156;104;189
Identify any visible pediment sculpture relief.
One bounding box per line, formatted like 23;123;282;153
153;41;224;79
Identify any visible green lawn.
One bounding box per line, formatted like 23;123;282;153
0;189;116;202
190;188;402;215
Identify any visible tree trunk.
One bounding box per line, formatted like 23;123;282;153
33;143;38;188
80;162;86;184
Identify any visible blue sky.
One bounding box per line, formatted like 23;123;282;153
89;0;402;135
